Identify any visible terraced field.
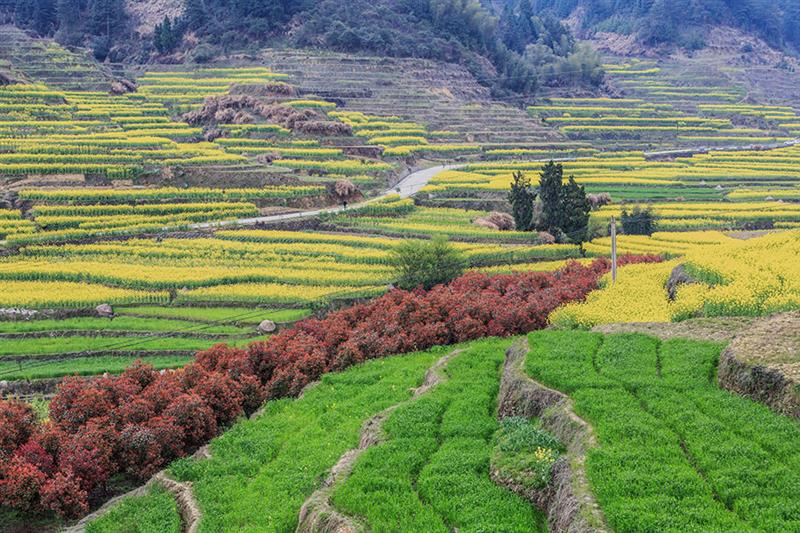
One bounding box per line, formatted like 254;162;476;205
0;308;309;382
82;331;800;532
0;228;575;384
557;230;800;326
529;58;800;151
2;21;800;533
524;330;800;531
259;49;575;157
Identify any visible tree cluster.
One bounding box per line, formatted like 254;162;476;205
621;205;656;236
530;0;800;53
507;161;592;243
499;0;603;87
392;237;467;290
153;16;182;55
11;0;126;59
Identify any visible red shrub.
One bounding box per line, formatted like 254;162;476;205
119;415;186;479
49;378;114;433
57;418;117;492
120;360;158;390
118;424;163;480
40;469;88;519
112;397;155;427
141;373;184;413
162;393;217;448
191;372;244;426
237;374;267;415
0;400;38;456
147;416;184;463
195;344;252;377
14;441;55;477
0;255;662;519
0;456;46;511
34;422;65;461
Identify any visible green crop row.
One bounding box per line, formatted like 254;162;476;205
164;346;446;531
20;186;325;204
525;331;800;532
332;338;544;531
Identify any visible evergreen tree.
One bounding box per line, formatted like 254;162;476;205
537;160;563;234
154;16;178;53
621;205;656;236
56;0;81;32
507;170;537;231
184;0;207;30
559;176;591;243
89;0;125;36
33;0;57;35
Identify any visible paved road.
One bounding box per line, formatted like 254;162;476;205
644;138;800;159
190;136;800;231
189;164;458;230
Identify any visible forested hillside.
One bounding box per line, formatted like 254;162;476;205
1;0;603;95
528;0;800;53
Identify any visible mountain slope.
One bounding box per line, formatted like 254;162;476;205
528;0;800;54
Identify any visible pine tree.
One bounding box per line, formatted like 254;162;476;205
154;16;176;53
184;0;207;30
559;176;591;243
32;0;56;34
537;160;563;234
89;0;125;36
507;170;537;231
56;0;81;31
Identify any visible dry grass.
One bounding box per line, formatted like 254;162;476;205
728;312;800;381
591;317;753;342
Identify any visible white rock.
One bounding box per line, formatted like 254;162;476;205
96;303;114;317
258;319;277;333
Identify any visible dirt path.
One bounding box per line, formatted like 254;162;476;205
719;311;800;419
592;317;752;342
495;338;607;533
294;348;462;533
64;471;201;533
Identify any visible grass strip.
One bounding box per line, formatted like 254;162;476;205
331;338;545;532
0;316;248;335
85;485;181;533
116;306;312;324
525;331;800;531
0;356;194;381
165;346;447;531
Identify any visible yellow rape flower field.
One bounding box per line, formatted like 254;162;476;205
551;230;800;327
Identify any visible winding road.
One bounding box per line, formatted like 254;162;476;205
190;136;800;231
189;164;458;230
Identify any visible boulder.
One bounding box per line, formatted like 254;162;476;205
258;319;277;333
665;264;696;301
537;231;556;245
474;212;515;231
0;71;20;86
96;303;114;317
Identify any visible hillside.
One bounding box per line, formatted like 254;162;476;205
1;0;603;95
2;2;800;532
528;0;800;54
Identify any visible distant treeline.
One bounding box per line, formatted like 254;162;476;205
4;0;604;95
528;0;800;53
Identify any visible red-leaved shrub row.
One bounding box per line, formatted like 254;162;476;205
0;255;660;518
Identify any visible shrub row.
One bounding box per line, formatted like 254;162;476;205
0;255;660;519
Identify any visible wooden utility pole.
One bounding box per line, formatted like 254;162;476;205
610;216;618;284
